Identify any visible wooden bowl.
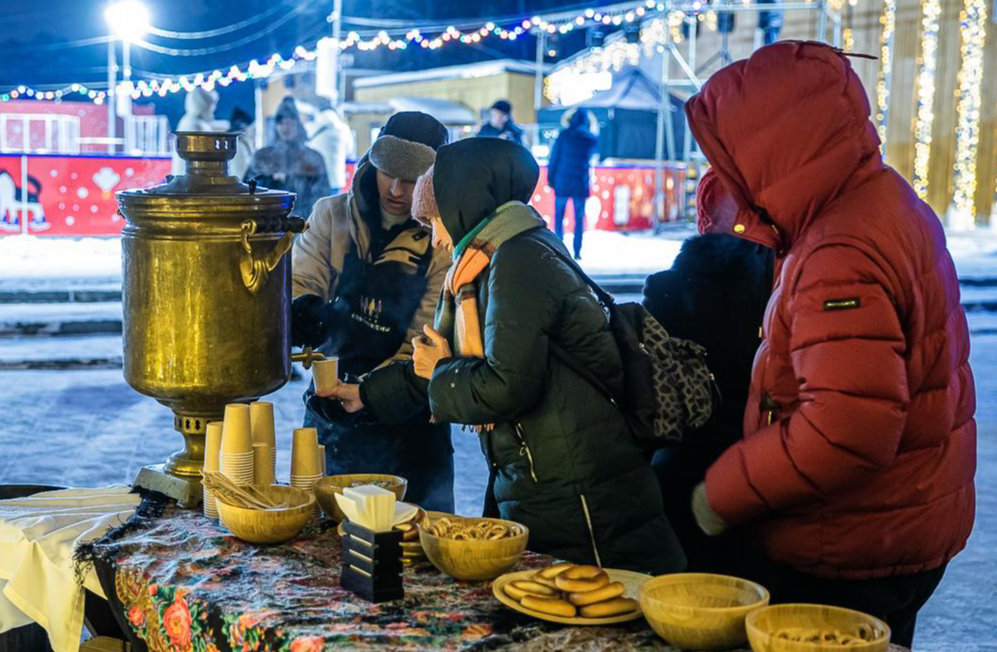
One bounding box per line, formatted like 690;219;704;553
418;517;529;581
313;474;407;521
216;485;315;544
746;604;890;652
640;573;770;650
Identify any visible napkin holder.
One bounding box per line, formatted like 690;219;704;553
340;520;404;603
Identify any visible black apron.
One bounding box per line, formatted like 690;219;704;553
303;226;454;512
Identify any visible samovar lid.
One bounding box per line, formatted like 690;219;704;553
121;132;293;200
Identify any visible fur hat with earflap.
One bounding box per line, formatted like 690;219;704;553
369;112;449;182
411;165;439;227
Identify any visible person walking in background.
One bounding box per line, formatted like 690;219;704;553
228;107;256;181
642;168;773;573
172;88;224;175
476;100;523;145
309;106;355;195
291;112;454;512
685;41;976;648
244;97;329;219
548;108;598;260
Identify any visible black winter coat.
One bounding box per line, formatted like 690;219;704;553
642;234;773;571
548;115;598;198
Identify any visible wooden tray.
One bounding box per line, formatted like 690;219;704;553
492;568;651;626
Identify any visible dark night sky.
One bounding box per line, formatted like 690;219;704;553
1;0;619;123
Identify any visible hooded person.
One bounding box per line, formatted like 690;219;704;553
642;167;774;573
244;97;330;219
228;107;256;181
547;107;599;259
172;88;223;175
685;41;975;647
291;111;454;512
308;107;355;195
382;137;686;574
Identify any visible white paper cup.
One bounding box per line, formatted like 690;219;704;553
222;404;253;455
312;358;340;393
254;443;274;485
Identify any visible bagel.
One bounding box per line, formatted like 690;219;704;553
538;563;574;579
568;581;625;606
579;597;639;618
521;595;578;618
555;566;610;593
504;580;556;602
530;572;561;590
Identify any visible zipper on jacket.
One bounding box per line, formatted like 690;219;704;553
514;423;538;483
579;494;603;567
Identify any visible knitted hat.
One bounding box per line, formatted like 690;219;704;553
411;166;438;226
696;168;738;235
490;100;512;115
369;111;448;182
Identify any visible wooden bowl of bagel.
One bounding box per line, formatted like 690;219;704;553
418;517;528;581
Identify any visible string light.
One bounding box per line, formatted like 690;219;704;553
912;0;941;199
875;0;897;143
950;0;988;228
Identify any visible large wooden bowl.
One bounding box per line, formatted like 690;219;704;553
746;604;890;652
640;573;770;650
313;474;407;522
217;485;315;544
419;517;529;581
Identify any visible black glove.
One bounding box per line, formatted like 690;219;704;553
291;294;331;349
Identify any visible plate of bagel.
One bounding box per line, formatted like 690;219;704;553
493;563;649;625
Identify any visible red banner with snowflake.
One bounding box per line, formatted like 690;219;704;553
0;154;170;236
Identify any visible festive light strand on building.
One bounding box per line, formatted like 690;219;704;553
950;0;988;227
912;0;941;200
874;0;897;143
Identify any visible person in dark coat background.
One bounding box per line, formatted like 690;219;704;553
547;108;599;260
245;97;330;219
643;168;773;573
476;100;524;145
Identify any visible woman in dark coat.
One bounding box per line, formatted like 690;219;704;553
642;169;773;572
409;138;685;575
547;108;598;260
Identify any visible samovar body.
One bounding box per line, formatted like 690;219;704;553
117;133;302;495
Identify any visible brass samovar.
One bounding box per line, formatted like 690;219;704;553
117;132;304;504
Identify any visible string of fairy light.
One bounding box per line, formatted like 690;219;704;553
874;0;896;143
950;0;988;225
0;0;666;104
911;0;941;200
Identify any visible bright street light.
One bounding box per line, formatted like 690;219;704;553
104;1;151;41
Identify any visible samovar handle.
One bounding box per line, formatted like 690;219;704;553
239;218;307;294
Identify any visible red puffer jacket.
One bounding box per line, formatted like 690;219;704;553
687;42;976;580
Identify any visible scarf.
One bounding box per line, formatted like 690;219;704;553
434;202;545;430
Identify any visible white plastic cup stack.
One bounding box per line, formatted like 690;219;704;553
203;421;224;519
291;427;323;514
250;401;277;478
220;403;254;487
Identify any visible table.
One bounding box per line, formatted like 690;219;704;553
82;500;912;652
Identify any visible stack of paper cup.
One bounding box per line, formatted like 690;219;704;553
250;401;277;477
220;403;254;487
318;445;327;476
253;443;275;485
291;427;323;513
203;421;224;519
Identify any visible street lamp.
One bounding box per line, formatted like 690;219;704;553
104;1;150;152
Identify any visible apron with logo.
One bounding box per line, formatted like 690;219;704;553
303;225;454;511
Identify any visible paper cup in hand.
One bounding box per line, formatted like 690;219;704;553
253;443;275;485
204;421;224;473
312;358;340;393
221;403;253;454
291;428;322;477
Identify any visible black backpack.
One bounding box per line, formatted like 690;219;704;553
545;246;716;446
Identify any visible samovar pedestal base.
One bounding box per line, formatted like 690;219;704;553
133;465;203;508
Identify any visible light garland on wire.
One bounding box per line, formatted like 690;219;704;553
1;0;662;104
912;0;941;200
874;0;897;143
950;0;988;227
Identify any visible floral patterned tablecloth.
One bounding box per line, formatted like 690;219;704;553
83;502;912;652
